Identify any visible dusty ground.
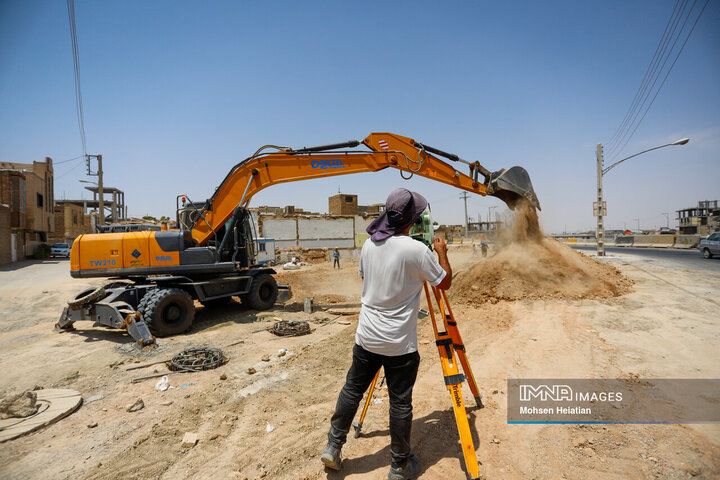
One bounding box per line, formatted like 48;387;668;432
0;246;719;480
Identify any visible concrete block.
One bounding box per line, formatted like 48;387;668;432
181;432;198;448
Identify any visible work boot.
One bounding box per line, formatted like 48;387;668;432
387;454;420;480
321;444;342;471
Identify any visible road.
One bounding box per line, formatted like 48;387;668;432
571;245;720;274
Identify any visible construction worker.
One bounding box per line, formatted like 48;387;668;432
481;241;488;257
333;247;340;269
321;187;452;480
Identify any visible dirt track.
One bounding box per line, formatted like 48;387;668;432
0;246;719;480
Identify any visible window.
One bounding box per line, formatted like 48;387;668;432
345;196;353;203
258;243;266;252
36;193;43;208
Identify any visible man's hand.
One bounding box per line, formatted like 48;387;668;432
433;237;452;290
433;237;448;256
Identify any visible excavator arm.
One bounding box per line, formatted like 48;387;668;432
189;132;540;246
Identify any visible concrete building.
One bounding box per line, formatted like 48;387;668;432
677;200;720;235
58;186;127;224
0;158;55;263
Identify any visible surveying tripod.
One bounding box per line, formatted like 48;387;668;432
352;283;483;480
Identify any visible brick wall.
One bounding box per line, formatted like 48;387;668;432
50;203;90;244
329;194;358;215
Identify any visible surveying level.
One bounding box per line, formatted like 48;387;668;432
352;282;482;480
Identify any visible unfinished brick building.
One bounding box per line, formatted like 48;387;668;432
0;158;55;263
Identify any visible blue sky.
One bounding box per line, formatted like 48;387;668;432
1;0;718;233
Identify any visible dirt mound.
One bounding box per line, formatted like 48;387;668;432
453;202;632;304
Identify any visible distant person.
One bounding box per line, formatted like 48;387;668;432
481;241;488;258
321;187;452;480
333;247;340;269
472;242;478;256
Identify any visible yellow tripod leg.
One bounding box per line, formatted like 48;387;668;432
440;289;483;408
352;368;381;438
425;284;480;480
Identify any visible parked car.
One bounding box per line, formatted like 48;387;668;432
50;243;71;258
697;232;720;259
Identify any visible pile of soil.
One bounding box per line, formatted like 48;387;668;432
453;201;632;305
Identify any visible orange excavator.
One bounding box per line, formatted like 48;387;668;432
56;132;539;347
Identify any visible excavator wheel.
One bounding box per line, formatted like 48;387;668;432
137;288;194;337
241;274;278;311
67;286;106;309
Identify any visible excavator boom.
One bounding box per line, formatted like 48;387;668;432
191;132;539;245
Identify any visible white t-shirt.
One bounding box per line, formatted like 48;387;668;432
356;235;447;356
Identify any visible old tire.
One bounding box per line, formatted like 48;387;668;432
137;288;194;337
703;248;713;259
242;274;278;311
68;286;106;309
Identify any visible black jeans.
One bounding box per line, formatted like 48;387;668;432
328;344;421;466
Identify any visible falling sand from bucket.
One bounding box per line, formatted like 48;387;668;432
453;201;632;305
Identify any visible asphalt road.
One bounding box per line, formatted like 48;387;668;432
571;245;720;274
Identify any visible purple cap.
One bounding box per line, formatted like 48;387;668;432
366;188;428;242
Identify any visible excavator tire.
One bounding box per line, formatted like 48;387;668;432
137;288;194;337
67;286;106;309
242;274;278;311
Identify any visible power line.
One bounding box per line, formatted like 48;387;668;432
54;154;86;165
55;158;86;179
66;0;87;157
604;0;707;161
609;0;710;160
604;0;685;154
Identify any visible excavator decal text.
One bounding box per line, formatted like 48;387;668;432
311;159;345;169
90;259;117;267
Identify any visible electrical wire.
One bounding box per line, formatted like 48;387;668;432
604;0;708;161
604;0;686;154
55;158;86;179
54;155;86;165
66;0;87;158
606;0;696;159
605;0;690;157
609;0;710;161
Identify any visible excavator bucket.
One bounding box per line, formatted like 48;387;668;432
487;166;541;211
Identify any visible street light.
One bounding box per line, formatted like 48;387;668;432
595;138;689;256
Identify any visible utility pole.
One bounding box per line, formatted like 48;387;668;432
596;144;605;256
662;212;669;228
460;192;470;238
97;154;104;226
86;154;105;225
635;218;640;231
488;206;497;229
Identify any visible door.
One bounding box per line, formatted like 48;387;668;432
710;232;720;255
10;233;17;262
